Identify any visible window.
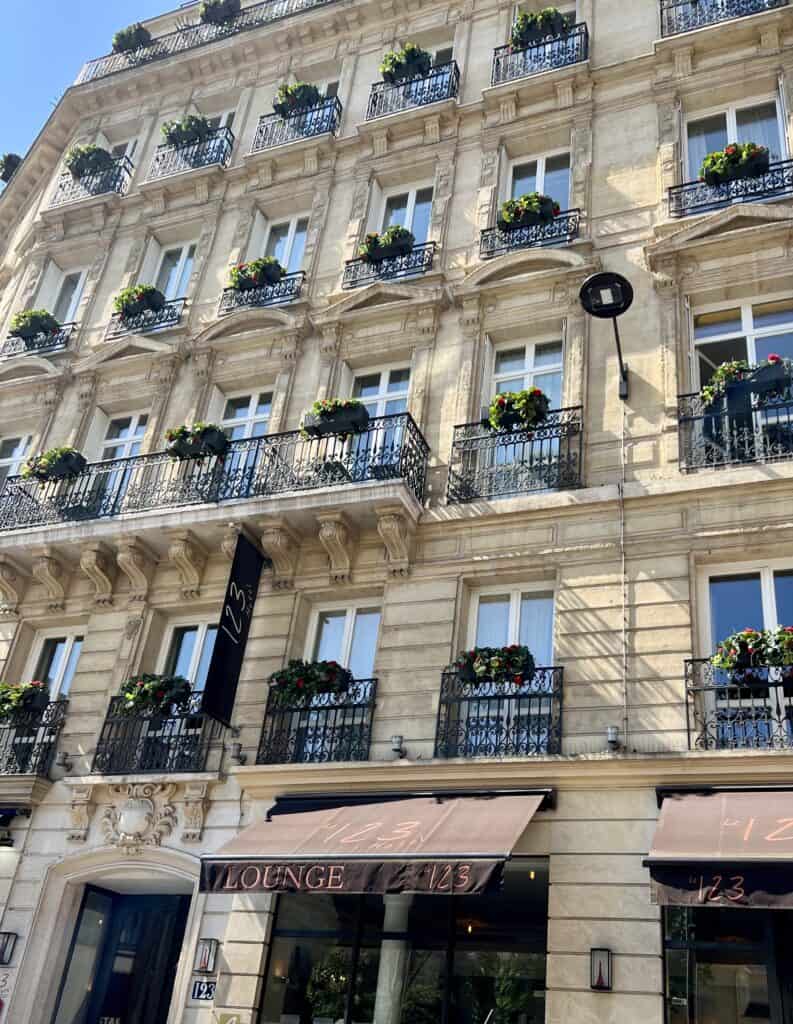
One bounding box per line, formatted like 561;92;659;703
52;270;86;324
692;298;793;389
433;45;454;66
353;367;410;417
511;153;571;209
33;634;83;698
100;414;148;461
264;217;308;275
0;435;31;486
310;605;381;679
493;339;563;411
163;623;218;693
382;186;434;245
471;587;555;665
155;243;196;301
686;100;783;178
221;392;272;440
109;139;137;161
206;110;235;131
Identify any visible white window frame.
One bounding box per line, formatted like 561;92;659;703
263;215;309;271
467;582;556;655
52;268;88;324
379;183;434;235
352;363;411;417
698;557;793;655
158;620;218;689
491;336;565;401
24;629;84;700
305;601;382;671
507;149;571;203
220;390;274;439
684;96;786;179
0;435;32;481
100;412;149;461
155;242;196;300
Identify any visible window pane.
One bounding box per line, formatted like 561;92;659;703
353;373;382;399
314;611;346;663
265;223;290;264
476;596;510;647
497;377;525;394
36;638;67;689
512;161;537;198
155;248;181;297
533;371;561;410
434;47;454;65
60;638;83;696
106;417;132;441
0;438;22;461
774;572;793;626
709;575;764;645
167;627;198;679
348;610;381;679
223;396;252;420
694;308;743;341
176;244;196;297
388;368;410;392
193;627;217;692
687;114;728;176
256;393;273;417
411;187;434;244
325;81;339;98
383;193;409;229
519;594;554;665
753;299;793;330
288;218;309;273
755;331;793;363
385;397;408;415
533;341;563;368
697;338;748;388
736;102;781;162
543;153;571;208
53;272;82;324
495;348;526;376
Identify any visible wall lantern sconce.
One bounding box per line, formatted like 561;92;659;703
194;937;219;974
0;932;18;965
579;272;634;401
229;741;247;766
590;947;613;991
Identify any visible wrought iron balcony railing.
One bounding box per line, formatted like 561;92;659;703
686;659;793;750
48;156;133;209
366;62;460;121
0;323;76;359
106;297;186;339
91;695;226;775
492;23;589;87
0;413;429;533
146;127;234;182
218;272;305;314
669;159;793;217
678;368;793;471
660;0;788;36
250;97;342;154
435;668;563;758
446;406;584;503
0;700;68;777
76;0;340;85
257;679;377;764
480;210;581;259
343;242;436;290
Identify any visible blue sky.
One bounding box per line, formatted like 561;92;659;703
1;0;176;156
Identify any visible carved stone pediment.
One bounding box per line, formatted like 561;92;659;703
0;354;65;388
102;783;177;854
314;280;446;328
72;334;177;377
457;247;597;296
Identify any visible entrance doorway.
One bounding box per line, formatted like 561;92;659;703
51;885;190;1024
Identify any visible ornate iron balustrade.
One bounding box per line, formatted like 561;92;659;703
447;406;584;503
678;373;793;471
669;159;793;217
91;695;226;775
480;210;581;259
0;413;429;533
218;272;305;314
686;659;793;750
48;156;133;209
76;0;340;84
343;242;436;289
0;323;76;359
492;23;589;86
250;97;342;153
660;0;788;36
257;679;377;764
366;62;460;120
146;127;234;182
435;668;563;758
0;700;68;777
106;297;186;339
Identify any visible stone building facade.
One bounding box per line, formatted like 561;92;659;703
0;0;792;1022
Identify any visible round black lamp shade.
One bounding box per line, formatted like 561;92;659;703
579;272;634;320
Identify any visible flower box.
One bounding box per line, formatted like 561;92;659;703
268;660;354;704
273;82;323;118
488;388;550;432
498;193;560;230
165;423;229;460
113;285;166;318
112;22;152;54
379;43;433;84
452;645;536;686
21;447;87;482
358;225;415;263
161;115;214;148
301;400;370;439
119;673;192;715
64;145;116;180
0;681;49;721
9;309;60;340
700;142;770;186
229;258;286;291
510;8;570;48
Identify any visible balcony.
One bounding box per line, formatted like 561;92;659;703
669;159;793;217
435;669;563;758
686;659;793;750
76;0;340;85
218;272;305;314
250;97;342;154
106;297;185;339
342;242;436;290
678;366;793;471
480;210;581;259
0;322;76;359
660;0;788;36
366;62;460;121
0;701;67;777
0;413;429;533
257;679;377;764
446;407;584;503
91;695;225;775
491;23;589;87
48;156;133;209
145;126;234;183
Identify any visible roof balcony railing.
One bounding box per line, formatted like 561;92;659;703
0;700;68;778
660;0;789;37
491;22;589;87
250;97;342;154
480;210;581;259
48;156;133;209
342;242;436;290
146;126;234;182
669;158;793;217
0;323;76;359
218;271;305;314
366;62;460;121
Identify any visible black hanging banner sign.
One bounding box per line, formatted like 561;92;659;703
201;533;266;726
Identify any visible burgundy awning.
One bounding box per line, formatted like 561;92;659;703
645;791;793;908
201;793;544;896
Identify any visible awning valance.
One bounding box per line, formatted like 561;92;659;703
645;790;793;908
201;793;544;896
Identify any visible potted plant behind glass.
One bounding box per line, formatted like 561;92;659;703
488;387;550;432
451;645;536;687
0;153;21;184
21;446;87;483
358;225;416;263
112;22;152;54
272;82;323;117
498;193;560;230
9;309;61;341
267;660;354;705
165;422;229;459
113;284;167;319
199;0;241;24
229;257;286;291
510;8;570;48
301;398;370;439
63;145;117;180
712;627;769;686
379;43;433;83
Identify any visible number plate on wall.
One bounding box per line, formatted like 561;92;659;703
191;978;217;1001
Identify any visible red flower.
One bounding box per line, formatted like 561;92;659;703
137;681;145;688
768;354;782;363
296;679;304;689
156;690;165;698
514;674;523;685
725;145;737;155
498;397;506;406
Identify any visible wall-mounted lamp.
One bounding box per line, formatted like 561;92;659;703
229;742;247;766
0;932;18;966
391;735;406;760
194;937;219;974
579;272;634;400
590;948;613;991
55;750;73;772
606;725;621;752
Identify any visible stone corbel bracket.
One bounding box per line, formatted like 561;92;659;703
31;546;69;611
0;555;28;615
260;518;300;589
221;521;261;561
181;781;209;843
80;542;117;607
376;505;416;578
316;511;356;584
116;536;157;603
168;531;208;600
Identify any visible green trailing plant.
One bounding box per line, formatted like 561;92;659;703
113;284;166;318
64;144;116;180
267;659;355;703
768;626;793;669
161;114;214;147
0;153;21;183
0;680;49;720
699;359;750;406
699;141;770;185
379;42;433;83
119;673;192;715
9;309;60;340
199;0;241;25
358;224;415;263
228;257;286;291
488;387;550;431
272;82;323;118
498;192;560;230
712;628;769;672
21;446;86;482
510;7;570;49
112;23;152;54
451;644;536;686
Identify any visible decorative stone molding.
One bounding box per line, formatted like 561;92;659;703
0;556;27;615
116;537;156;602
68;785;95;843
31;546;68;610
182;781;209;843
77;372;98;413
316;511;354;584
376;505;415;577
260;518;299;588
674;46;693;79
80;543;117;606
168;530;208;599
373;130;389;158
499;93;517;124
102;783;177;854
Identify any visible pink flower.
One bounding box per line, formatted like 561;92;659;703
768;353;782;363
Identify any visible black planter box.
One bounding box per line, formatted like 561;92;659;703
302;405;370;438
198;427;229;457
47;451;87;481
167;436;204;460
